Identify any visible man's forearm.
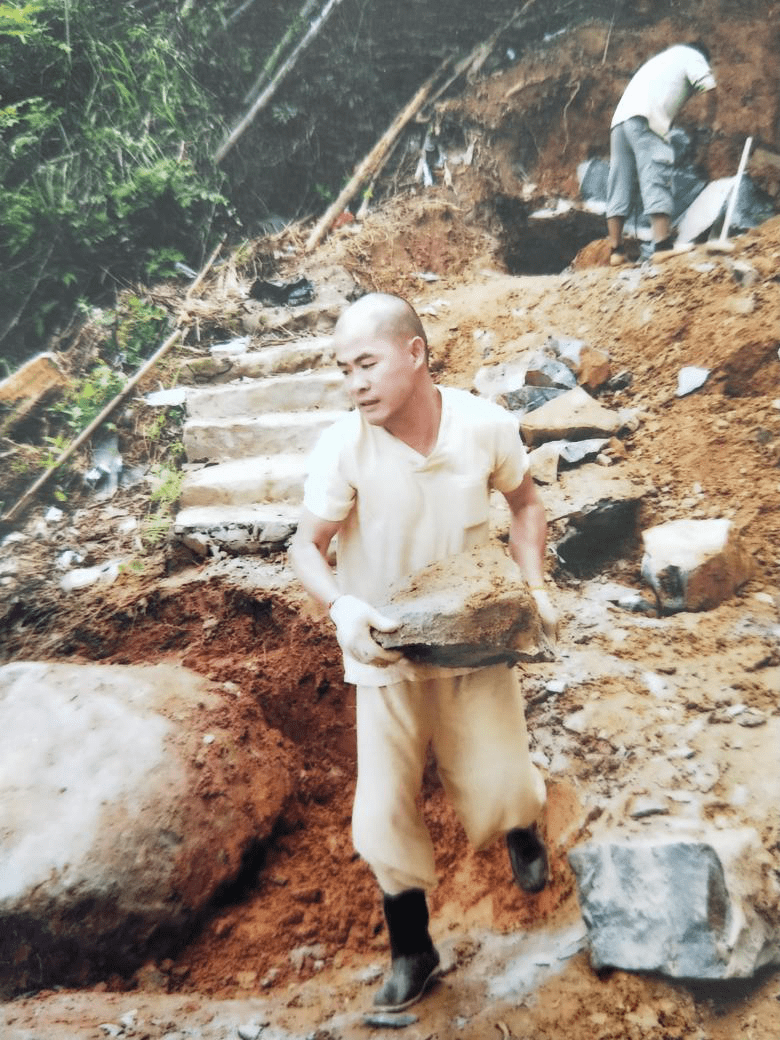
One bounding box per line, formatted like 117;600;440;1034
508;501;547;587
288;537;341;609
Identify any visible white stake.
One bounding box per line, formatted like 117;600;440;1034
707;136;753;253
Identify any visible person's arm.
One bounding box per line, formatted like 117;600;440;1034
502;471;546;584
702;85;717;126
502;471;558;640
289;508;400;666
288;506;342;609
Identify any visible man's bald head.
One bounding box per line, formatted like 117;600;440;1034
334;293;428;354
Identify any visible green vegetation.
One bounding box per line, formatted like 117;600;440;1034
0;0;235;365
142;457;184;550
2;0;551;372
114;295;170;370
50;362;125;437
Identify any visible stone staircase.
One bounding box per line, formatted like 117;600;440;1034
173;335;350;558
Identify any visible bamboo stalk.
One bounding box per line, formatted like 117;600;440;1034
241;0;319;104
305;57;452;252
215;0;344;165
2;238;225;525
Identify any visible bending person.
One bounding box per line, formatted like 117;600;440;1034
606;41;716;264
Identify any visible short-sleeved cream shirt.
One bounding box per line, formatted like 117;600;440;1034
303;385;529;685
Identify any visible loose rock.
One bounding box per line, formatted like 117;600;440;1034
569;829;780;979
373;543;549;667
641;517;753;612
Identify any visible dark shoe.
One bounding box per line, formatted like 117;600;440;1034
506;825;549;893
373;948;441;1012
609;245;629;267
653;236;693;262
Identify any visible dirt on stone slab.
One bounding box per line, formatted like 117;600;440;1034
2;2;780;1037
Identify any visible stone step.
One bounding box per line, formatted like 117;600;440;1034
179;337;334;385
185;369;348;420
183;409;348;463
180;454;308;508
173;503;299;557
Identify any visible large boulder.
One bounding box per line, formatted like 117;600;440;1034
0;661;294;997
373;543;549;667
569;829;780;980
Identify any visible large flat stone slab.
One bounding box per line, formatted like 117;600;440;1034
185;370;348;420
569;829;780;980
174;503;299;556
180;454;308;508
519;386;626;447
373;543;549;667
179;337;334;384
0;661;294;996
183;409;348;463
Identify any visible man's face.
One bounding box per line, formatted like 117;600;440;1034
335;330;420;428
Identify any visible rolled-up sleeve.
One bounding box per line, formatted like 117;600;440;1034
489;409;530;494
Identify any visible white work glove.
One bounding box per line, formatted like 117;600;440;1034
329;594;402;667
529;586;559;643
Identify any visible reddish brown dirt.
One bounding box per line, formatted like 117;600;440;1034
2;3;780;1037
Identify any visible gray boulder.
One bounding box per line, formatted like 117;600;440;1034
524;352;578;390
569;830;780;979
0;661;294;996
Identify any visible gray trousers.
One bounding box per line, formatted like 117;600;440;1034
606;116;674;220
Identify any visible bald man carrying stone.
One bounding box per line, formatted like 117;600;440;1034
289;293;557;1012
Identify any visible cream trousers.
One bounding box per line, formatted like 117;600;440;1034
352;663;546;895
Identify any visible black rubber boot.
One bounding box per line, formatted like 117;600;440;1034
373;888;441;1012
506;825;549;893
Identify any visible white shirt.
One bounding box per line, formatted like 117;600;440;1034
303;385;529;685
611;45;716;139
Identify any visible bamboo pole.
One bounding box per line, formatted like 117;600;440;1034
215;0;344;165
241;0;319;105
1;238;225;526
305;57;452;252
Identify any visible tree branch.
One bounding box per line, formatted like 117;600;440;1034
305;57;453;252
